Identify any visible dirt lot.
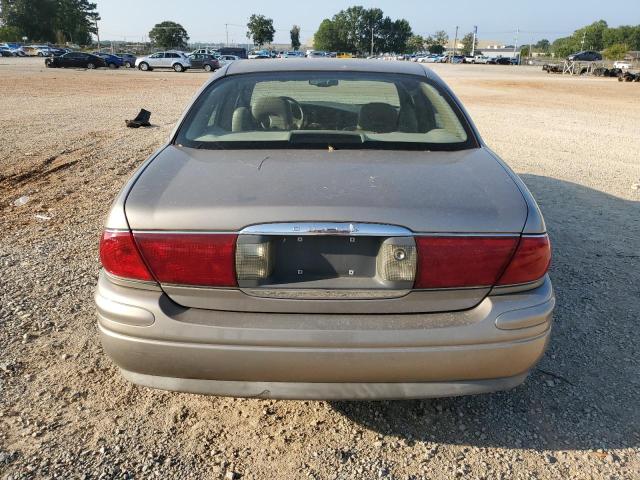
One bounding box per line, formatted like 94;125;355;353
1;57;639;479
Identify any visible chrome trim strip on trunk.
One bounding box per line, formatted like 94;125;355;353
239;222;413;237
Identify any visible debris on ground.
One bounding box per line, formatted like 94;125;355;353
125;109;152;128
12;195;29;207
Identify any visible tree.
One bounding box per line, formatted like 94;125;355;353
406;35;424;53
290;25;300;50
313;7;413;55
55;0;99;44
246;14;275;48
0;0;99;43
460;32;477;56
0;0;57;42
603;43;629;60
314;19;342;51
426;30;448;54
149;21;189;49
380;18;412;53
0;25;22;42
535;39;550;52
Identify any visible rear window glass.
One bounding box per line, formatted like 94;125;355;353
176;71;475;151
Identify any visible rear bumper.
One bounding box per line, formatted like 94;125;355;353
96;272;554;399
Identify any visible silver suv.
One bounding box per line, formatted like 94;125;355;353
135;51;191;72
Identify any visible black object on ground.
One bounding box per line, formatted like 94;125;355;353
125;109;152;128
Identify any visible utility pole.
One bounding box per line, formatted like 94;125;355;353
95;19;100;51
453;26;459;57
471;25;477;57
370;20;374;57
225;24;229;47
580;30;586;50
513;27;519;64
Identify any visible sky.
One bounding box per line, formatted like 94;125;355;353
94;0;640;45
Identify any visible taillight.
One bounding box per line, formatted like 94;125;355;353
134;233;237;287
414;236;518;289
497;235;551;285
100;230;154;281
414;234;551;289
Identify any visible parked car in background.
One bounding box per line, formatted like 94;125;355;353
188;53;220;72
473;55;489;64
191;48;219;56
337;52;353;59
0;46;13;57
117;53;137;68
282;51;304;58
494;57;513;65
45;52;106;69
136;51;191;72
307;51;327;58
248;50;270;59
218;47;247;59
93;52;124;69
464;55;475;63
449;55;465;64
97;59;554;400
568;51;602;62
49;47;70;56
1;43;25;56
26;45;54;56
218;55;240;64
613;60;631;70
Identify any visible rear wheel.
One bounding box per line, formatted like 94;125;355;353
139;62;149;71
173;63;184;72
124;61;132;68
87;62;96;69
108;62;117;69
204;64;212;72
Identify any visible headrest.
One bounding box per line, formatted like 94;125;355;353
252;97;291;130
358;103;398;133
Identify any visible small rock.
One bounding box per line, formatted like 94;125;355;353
13;195;30;207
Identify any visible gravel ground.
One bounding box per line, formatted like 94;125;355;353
1;57;639;479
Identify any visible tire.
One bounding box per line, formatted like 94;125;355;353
108;62;117;69
139;62;149;71
173;63;184;72
87;62;96;69
45;59;53;68
124;61;132;68
38;52;44;57
204;64;212;72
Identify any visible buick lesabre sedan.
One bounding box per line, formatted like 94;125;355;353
97;59;554;400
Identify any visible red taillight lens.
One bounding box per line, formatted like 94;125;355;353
415;236;518;289
100;230;154;281
134;233;237;287
497;235;551;285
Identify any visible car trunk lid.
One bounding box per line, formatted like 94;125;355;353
125;146;528;313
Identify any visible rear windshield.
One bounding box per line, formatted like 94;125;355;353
175;71;476;150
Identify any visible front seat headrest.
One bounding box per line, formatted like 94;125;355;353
252;97;291;130
358;103;398;133
232;107;255;132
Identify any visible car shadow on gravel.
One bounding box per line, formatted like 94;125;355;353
332;175;640;451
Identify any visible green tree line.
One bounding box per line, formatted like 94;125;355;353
313;6;413;54
551;20;640;58
0;0;99;44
